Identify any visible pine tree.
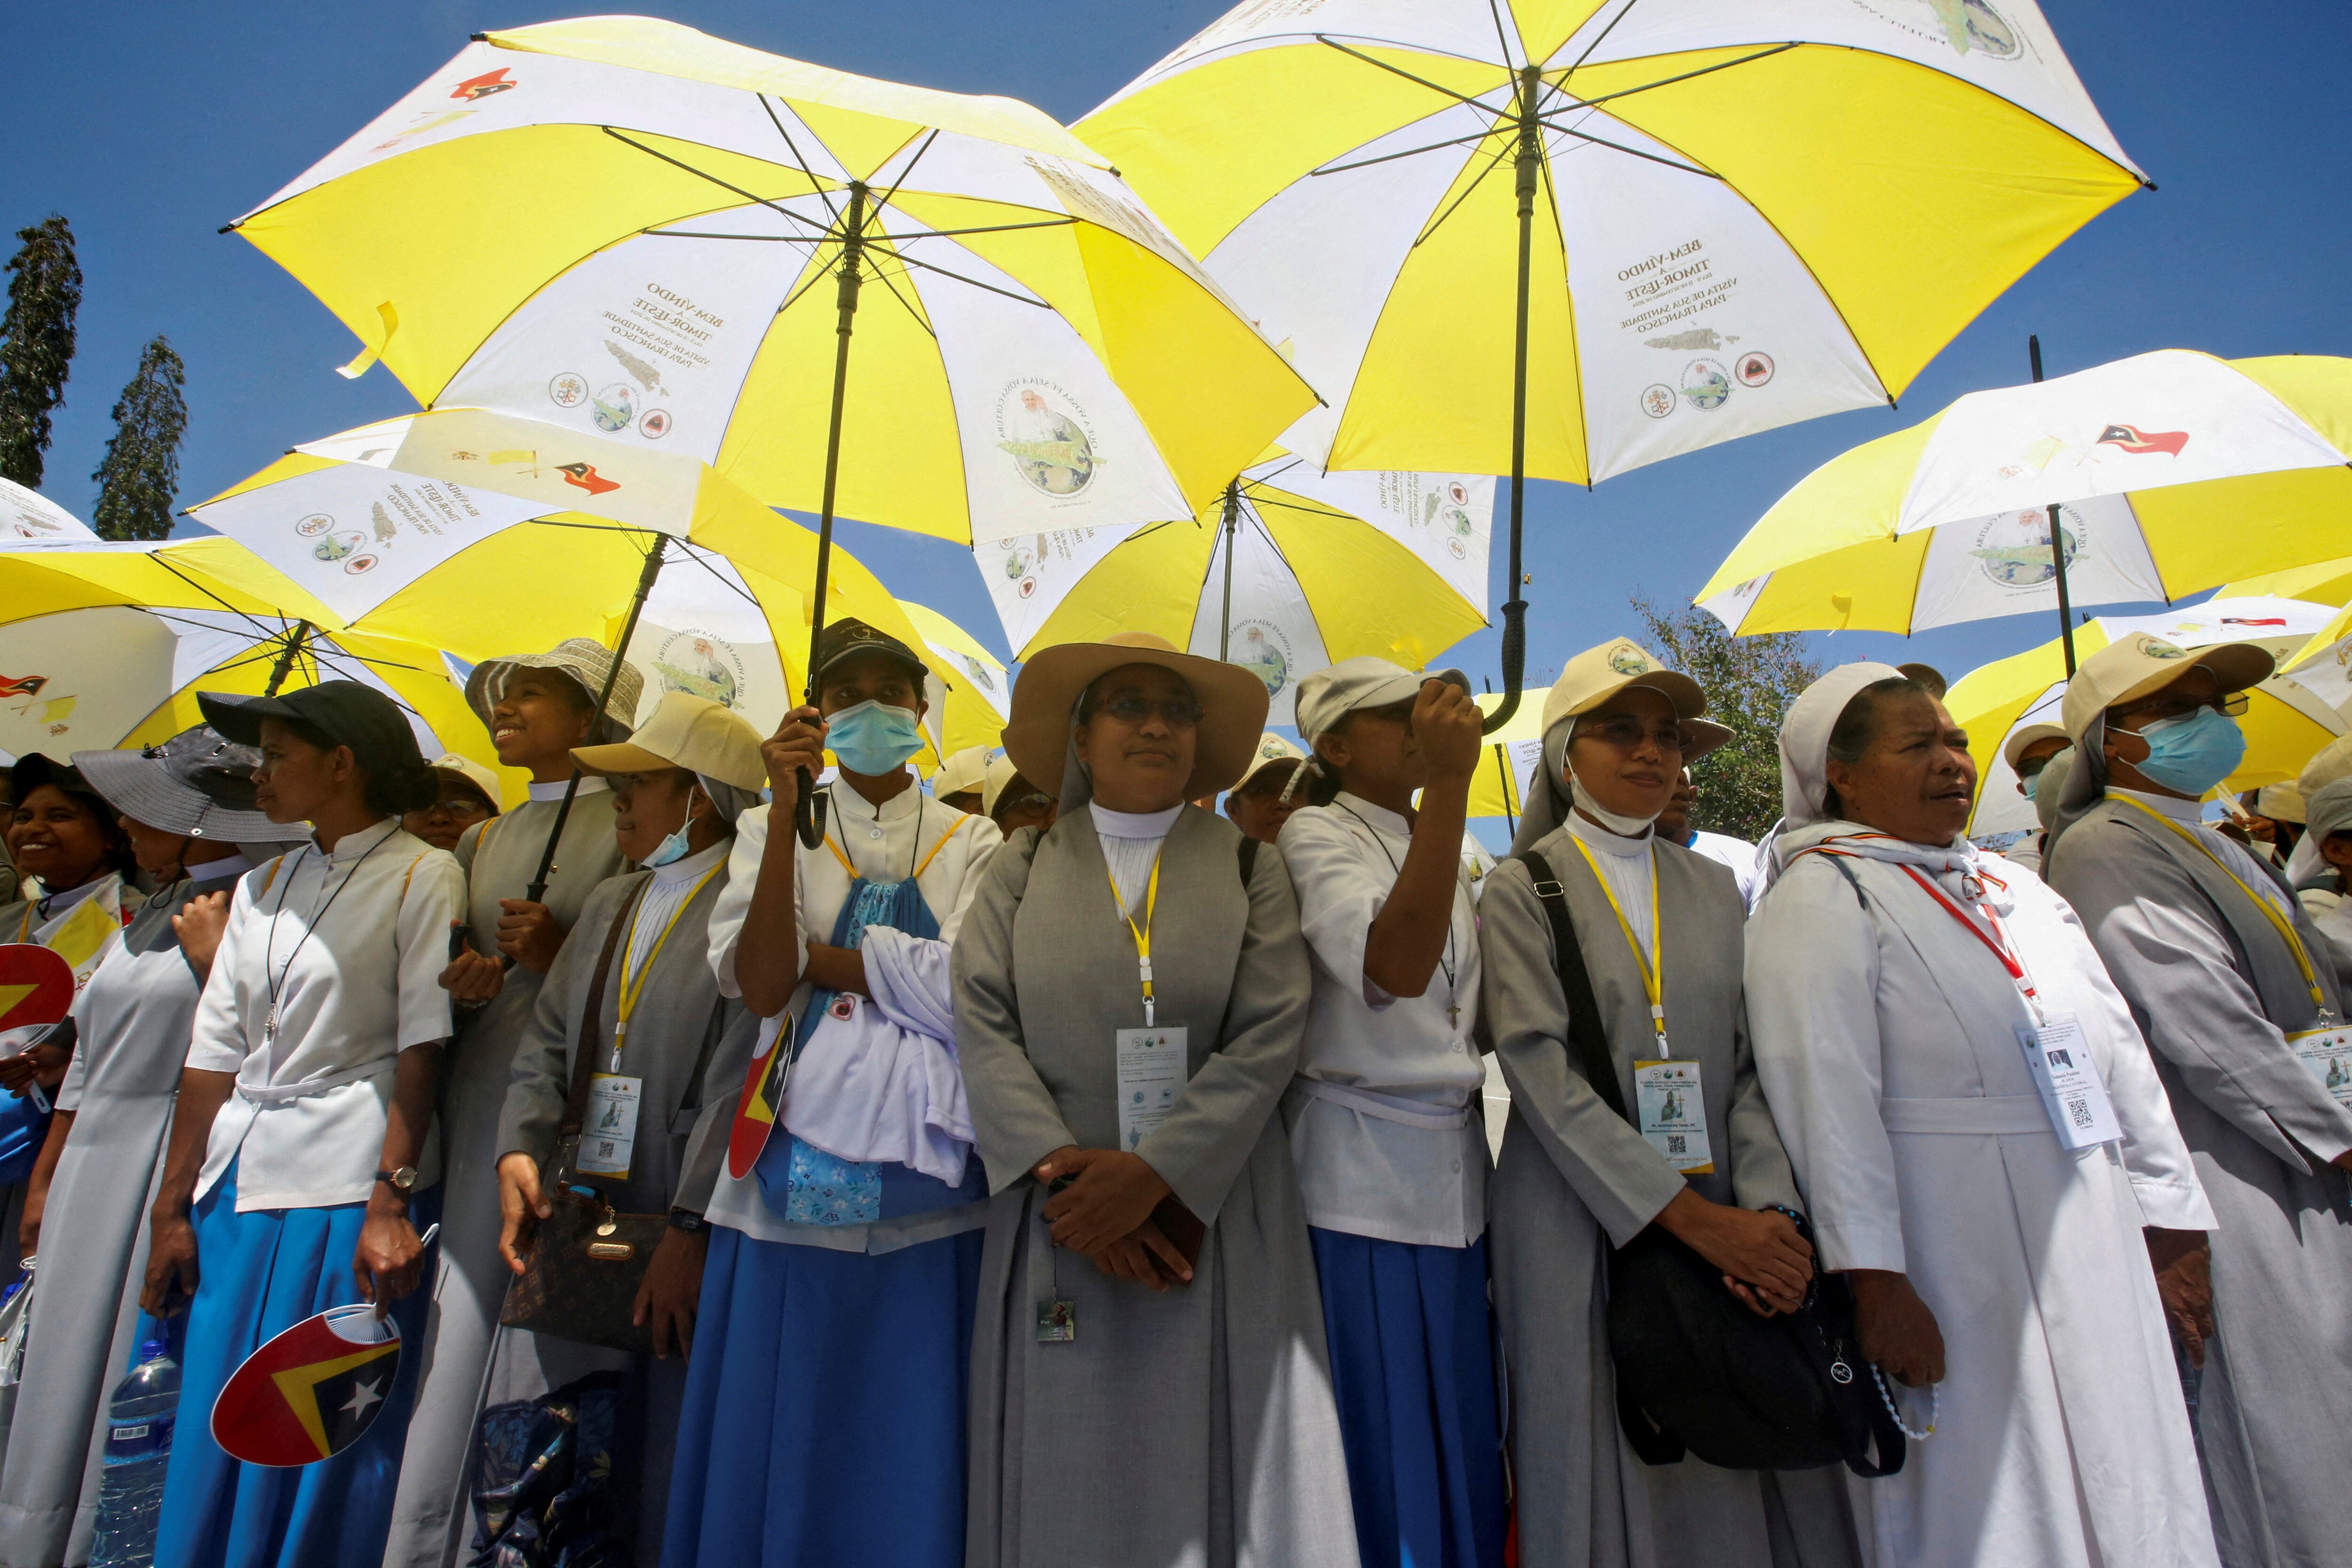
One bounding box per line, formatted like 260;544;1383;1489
90;337;187;542
1631;592;1820;842
0;215;84;488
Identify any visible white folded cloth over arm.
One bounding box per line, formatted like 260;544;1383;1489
779;925;972;1187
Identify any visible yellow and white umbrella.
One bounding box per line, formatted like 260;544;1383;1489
1700;352;2352;650
1954;596;2346;842
2218;555;2352;609
1;478;98;543
226;16;1311;549
1468;689;1549;822
2282;602;2352;720
900;602;1011;759
975;457;1490;724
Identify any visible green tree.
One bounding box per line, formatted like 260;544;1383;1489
90;336;187;542
1632;592;1820;842
0;215;84;488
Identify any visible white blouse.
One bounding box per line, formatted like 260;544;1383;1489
1278;793;1487;1247
185;818;464;1212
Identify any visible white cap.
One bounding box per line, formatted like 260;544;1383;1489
930;744;991;800
1293;657;1468;755
2002;723;2069;775
2059;633;2272;742
429;753;505;810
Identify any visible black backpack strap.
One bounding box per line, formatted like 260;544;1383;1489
1238;834;1260;883
1512;849;1629;1120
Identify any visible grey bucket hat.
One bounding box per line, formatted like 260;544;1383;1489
72;726;312;843
464;638;643;735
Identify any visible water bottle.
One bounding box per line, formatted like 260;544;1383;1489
89;1341;178;1568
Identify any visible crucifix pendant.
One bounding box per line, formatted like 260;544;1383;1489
263;1006;278;1044
1447;1002;1460;1029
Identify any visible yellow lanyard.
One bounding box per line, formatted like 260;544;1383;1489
2112;796;2325;1010
1106;853;1164;1026
611;864;723;1066
1566;833;1667;1049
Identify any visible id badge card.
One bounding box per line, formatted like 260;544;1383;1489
2287;1021;2352;1109
576;1073;644;1178
1116;1027;1188;1153
1632;1060;1713;1174
2013;1013;2121;1149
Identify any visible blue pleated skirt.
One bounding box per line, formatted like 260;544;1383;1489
1311;1227;1509;1568
154;1157;440;1568
664;1223;985;1568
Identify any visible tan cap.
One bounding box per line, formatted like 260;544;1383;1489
2059;633;2273;741
571;691;764;789
982;752;1054;818
1541;636;1731;761
2255;781;2306;824
428;753;505;810
467;637;644;733
2001;723;2069;775
1294;657;1469;755
930;744;991;800
2300;734;2352;798
1002;632;1269;799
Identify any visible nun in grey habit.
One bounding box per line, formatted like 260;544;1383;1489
954;632;1357;1568
2044;641;2352;1568
1476;639;1858;1568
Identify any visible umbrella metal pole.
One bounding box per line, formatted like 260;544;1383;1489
1217;479;1241;660
1484;64;1542;738
1494;741;1516;837
796;181;869;850
2029;335;2079;674
262;621;313;697
523;534;667;908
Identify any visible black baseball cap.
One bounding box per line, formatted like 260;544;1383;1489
197;681;429;783
811;618;928;686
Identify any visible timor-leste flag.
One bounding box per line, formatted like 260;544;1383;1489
727;1016;792;1180
0;944;74;1038
2097;423;2190;457
212;1306;402;1466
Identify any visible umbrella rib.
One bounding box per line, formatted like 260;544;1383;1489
1314;127;1508;179
1549;42;1799;115
1314;36;1520;117
871;130;940;221
868;218;1081;240
1539;119;1720;179
643;230;823;245
889;250;1052;309
1411;134;1519;249
671;540;763;610
146;556;292;645
757;95;844;224
859;250;939;340
1484;0;1523;71
1562;0;1644;75
600;127;834;238
1239;491;1356;522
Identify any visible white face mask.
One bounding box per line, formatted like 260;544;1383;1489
1568;774;1660;837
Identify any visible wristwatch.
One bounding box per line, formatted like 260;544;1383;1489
667;1208;709;1234
375;1166;420;1199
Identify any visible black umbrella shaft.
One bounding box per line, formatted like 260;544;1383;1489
524;534;667;907
1218;479;1241;661
796;181;869;850
1484;65;1542;738
263;621;313;697
2029;335;2078;674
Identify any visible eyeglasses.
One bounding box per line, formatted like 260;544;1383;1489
1095;696;1203;729
1001;792;1055;813
2110;690;2250;725
1574;714;1693;753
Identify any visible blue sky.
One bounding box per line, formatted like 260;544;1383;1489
7;0;2347;709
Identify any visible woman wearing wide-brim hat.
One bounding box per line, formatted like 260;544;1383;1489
955;632;1358;1567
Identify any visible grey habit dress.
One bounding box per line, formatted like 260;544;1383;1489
954;797;1359;1568
493;845;741;1558
386;794;624;1568
1478;817;1859;1568
2047;764;2352;1568
0;868;237;1568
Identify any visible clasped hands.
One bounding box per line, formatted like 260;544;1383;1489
1033;1145;1194;1292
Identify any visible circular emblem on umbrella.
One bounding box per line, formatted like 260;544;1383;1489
1229;620;1294;696
590;384;636;433
312;531;365;563
638;408;672;439
1680;360;1732;412
651;630;744;710
1639;383;1677;420
0;944;75;1039
344;554;381;576
996;383;1097;497
295;514;334;537
1735;352;1776;388
548;372;588;408
211;1304;402;1467
1968;508;2081;588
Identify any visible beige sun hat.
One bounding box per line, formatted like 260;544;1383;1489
571;691;763;789
1541;636;1732;761
982;751;1054;818
427;752;505;810
930;744;992;801
2059;633;2273;742
2002;722;2070;775
465;637;644;733
2256;780;2307;824
1002;632;1270;799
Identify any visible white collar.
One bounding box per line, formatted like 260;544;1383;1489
527;776;610;804
1090;800;1184;839
650;839;729;886
829;775;920;824
1332;791;1410;838
188;853;252;885
2111;785;2205;825
317;816;401;864
1569;808;1653;859
34;873;111;917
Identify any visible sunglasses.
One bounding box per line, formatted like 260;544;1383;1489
1574;714;1695;753
1095;696;1203;729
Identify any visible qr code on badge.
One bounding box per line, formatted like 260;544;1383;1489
2069;1099;2094;1129
1667;1134;1687;1154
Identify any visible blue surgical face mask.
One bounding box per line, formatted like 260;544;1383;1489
640;783;706;868
2130;706;2247;796
2024;764;2051;804
826;698;925;777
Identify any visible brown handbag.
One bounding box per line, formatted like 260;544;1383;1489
498;881;685;1356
